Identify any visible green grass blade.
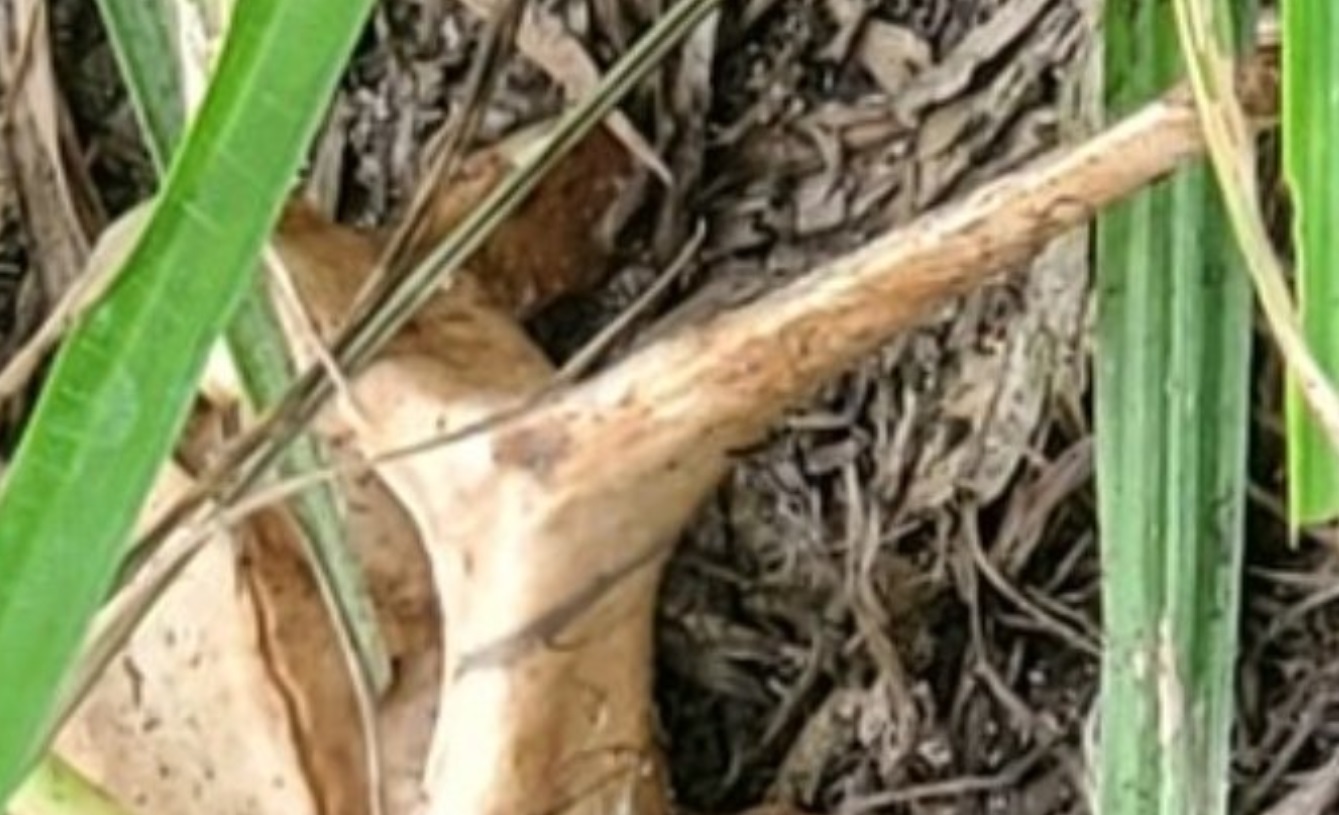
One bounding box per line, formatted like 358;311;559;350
225;283;390;693
91;0;184;172
93;0;390;693
1095;1;1252;813
0;0;375;801
1283;0;1339;525
1171;5;1339;458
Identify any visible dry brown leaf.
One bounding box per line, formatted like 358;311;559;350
393;125;634;318
824;0;930;97
237;466;443;815
241;509;372;815
57;466;321;815
61;438;442;815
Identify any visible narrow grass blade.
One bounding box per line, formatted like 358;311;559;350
95;0;390;693
1095;1;1252;813
1283;0;1339;525
1169;0;1339;459
90;0;183;172
0;0;375;800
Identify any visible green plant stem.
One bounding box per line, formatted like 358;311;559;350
1095;1;1252;813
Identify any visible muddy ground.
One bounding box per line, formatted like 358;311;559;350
8;0;1339;813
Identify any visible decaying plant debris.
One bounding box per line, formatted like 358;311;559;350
2;1;1335;815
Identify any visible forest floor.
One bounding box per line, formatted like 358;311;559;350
8;0;1339;813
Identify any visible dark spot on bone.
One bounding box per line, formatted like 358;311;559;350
492;422;572;481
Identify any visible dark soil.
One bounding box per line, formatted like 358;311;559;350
14;1;1339;814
